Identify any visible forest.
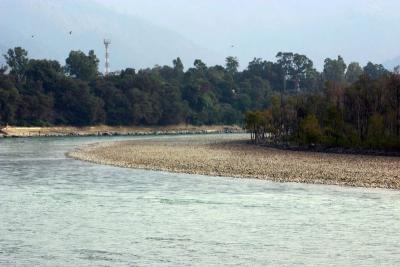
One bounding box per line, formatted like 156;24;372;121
245;61;400;150
0;47;399;149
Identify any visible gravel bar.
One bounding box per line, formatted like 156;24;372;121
68;134;400;190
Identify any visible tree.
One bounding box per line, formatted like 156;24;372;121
247;58;266;77
1;44;399;152
65;50;99;80
276;52;313;91
159;84;185;125
323;56;346;84
292;54;313;91
363;62;389;80
345;62;363;84
0;87;20;125
367;113;384;147
394;65;400;75
17;83;55;126
25;59;64;92
4;47;29;82
193;59;207;72
299;114;322;145
55;78;104;125
245;111;260;142
276;52;294;91
0;65;7;74
173;57;184;73
225;56;239;74
386;74;400;138
93;80;131;125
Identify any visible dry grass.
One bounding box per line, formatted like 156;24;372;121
68;135;400;189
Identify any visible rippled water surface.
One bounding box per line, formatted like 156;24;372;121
1;135;400;266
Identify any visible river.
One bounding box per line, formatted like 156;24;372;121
1;135;399;266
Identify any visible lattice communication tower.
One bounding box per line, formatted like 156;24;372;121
103;39;111;75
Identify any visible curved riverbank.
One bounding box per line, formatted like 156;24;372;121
68;135;400;190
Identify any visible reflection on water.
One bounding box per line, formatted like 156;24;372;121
1;136;400;266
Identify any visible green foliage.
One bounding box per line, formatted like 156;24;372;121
193;59;207;72
345;62;363;84
65;50;99;80
172;57;184;80
4;47;29;82
173;57;184;73
276;52;314;91
225;56;239;74
245;109;275;143
363;62;390;80
323;56;346;84
1;45;399;153
55;78;104;125
366;113;385;147
0;87;20;125
245;73;400;150
299;115;322;145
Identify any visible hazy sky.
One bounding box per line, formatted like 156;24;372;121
95;0;400;69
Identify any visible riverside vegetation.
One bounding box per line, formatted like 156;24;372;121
244;70;400;151
0;47;399;150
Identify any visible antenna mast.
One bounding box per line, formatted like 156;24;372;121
103;39;111;75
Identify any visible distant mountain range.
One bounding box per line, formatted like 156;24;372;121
0;0;220;71
1;0;399;73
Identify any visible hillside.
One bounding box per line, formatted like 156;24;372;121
0;0;219;71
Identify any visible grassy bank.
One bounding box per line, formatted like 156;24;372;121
68;134;400;190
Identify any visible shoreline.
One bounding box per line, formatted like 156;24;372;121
0;125;244;138
255;143;400;157
68;134;400;190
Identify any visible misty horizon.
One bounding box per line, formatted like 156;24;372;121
1;0;400;72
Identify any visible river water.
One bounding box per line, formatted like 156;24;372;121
0;135;399;266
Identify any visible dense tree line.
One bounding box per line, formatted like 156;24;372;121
1;47;399;150
0;48;312;126
245;61;400;150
